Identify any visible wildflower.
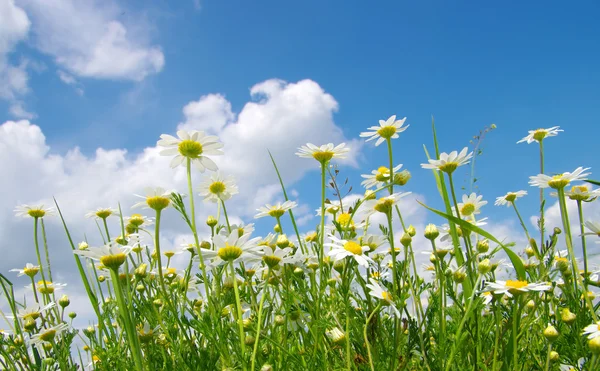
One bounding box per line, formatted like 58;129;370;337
484;280;551;297
132;187;173;211
326;327;346;343
315;200;342;216
494;190;527;206
198;172;238;203
564;185;600;201
360;234;388;252
457;193;487;217
359;115;409;146
254;201;297;219
584;221;600;237
14;204;54;219
157;129;223;171
561;308;576;325
7;303;55;321
58;295;70;308
85;207;118;220
9;263;40;277
529;167;590;189
421;148;473;174
590;336;600;355
544;324;559;342
366;278;400;315
211;229;262;265
78;241;89;250
33;281;67;294
295;143;350;163
325;235;373;267
583;322;600;339
261;245;294;268
361;164;403;189
517;126;562;144
30;323;70;345
480;291;493;305
74;242;133;270
360;192;411;217
224;223;255;238
138;323;159;343
125;214;153;228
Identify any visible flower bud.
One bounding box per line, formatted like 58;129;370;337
543;324;559;342
58;295;70;308
206;216;218;228
394;170;411;186
554;227;561;235
24;319;36;332
98;275;106;283
424;224;439;240
364;190;376;200
525;246;535;258
274;224;282;233
407;225;416;237
276;234;289;248
589;336;600;355
476;239;489;253
400;233;412;247
68;312;77;319
561;308;576;325
136;284;145;293
453;269;466;283
135;263;148;279
200;241;212;250
84;326;95;337
333;260;345;274
478;259;492;274
549;351;559;362
525;300;536;312
78;242;89;251
274;315;285;326
261;364;273;371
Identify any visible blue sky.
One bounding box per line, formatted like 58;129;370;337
2;0;600;253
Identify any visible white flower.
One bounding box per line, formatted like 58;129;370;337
9;263;40;277
14;204;54;219
6;303;56;320
74;242;133;269
325;235;373;267
132;187;174;210
584;221;600;237
210;229;262;265
157;130;224;172
30;323;70;346
359;192;411;218
361;164;403;189
259;246;296;269
494;190;527;206
480;291;493;306
421;147;473;174
254;200;297;219
582;322;600;339
198;172;239;203
529;167;590;189
29;281;67;294
125;214;154;228
295;143;350;163
457;193;487;217
361;234;389;253
359;115;409;146
517;126;562;144
484;280;551;298
85;207;119;220
366;278;399;315
315;200;342;216
224;223;256;238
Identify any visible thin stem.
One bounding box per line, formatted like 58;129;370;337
576;200;589;279
544;344;552;371
230;262;247;369
539;141;545;253
386;138;394;195
221;199;232;233
512;298;520;370
364;303;382;371
250;269;271;371
40;219;53;282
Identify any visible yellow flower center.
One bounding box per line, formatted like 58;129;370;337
460;203;475;216
312;150;335;163
438;162;458;174
146;196;171;211
178;139;203;158
505;280;529;295
23;312;40;321
27;209;46;218
95;209;113;219
375;166;390;182
532;129;548;142
381;291;392;301
263;254;282;268
336;213;354;230
374;198;395;214
209;181;226;195
377;126;397;139
504;193;517;202
305;232;318;243
569;185;590;201
164;251;175;258
100;253;127;270
268;208;286;218
371;271;381;279
548;174;569;189
39;329;57;342
165;267;177;277
217;243;243;261
23;266;40;277
37;281;54;294
129;214;145;227
343;241;363;255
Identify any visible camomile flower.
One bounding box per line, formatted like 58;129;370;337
254;200;298;219
260;246;295;269
457;193;487;217
421;148;473;174
14;204;54;219
224;222;255;238
360;234;388;253
359;192;411;218
6;303;55;321
85;207;119;220
529;167;590;189
325;235;373;267
137;322;160;343
495;190;527;206
286;307;310;331
517;126;562;144
9;263;40;277
366;278;400;315
360;115;409;146
30;281;67;295
211;229;262;265
484;280;551;298
132;187;173;211
361;164;403;189
564;185;600;201
295;143;350;163
30;323;70;346
125;214;154;228
582;322;600;339
74;242;134;270
198;172;238;203
315;200;342;216
480;291;493;306
157;130;224;172
584;221;600;237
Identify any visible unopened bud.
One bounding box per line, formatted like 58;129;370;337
476;239;489;253
478;259;492;274
407;225;416;237
206;216;218;228
58;295;70;308
561;308;576;325
543;325;559;342
400;233;412;247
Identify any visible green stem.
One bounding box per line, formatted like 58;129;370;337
386;138;394;195
154;210;168;294
40;219;53;282
222;199;232;233
512;298;520;370
492;301;501;371
364;303;382;371
250;269;271;371
544;344;552;371
230;262;247;369
539;141;545;256
576;200;589;279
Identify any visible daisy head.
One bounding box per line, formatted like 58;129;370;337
30;323;70;346
421;148;473;174
34;281;67;295
254;200;297;219
457;193;487;217
366;278;400;315
296;143;350;164
125;214;153;229
529;167;590;190
517;126;562;144
213;229;262;265
198;172;238;203
132;187;173;211
565;185;600;202
484;280;551;298
157;130;224;172
494;190;527;206
74;241;134;270
360;115;409;146
325;234;372;267
14;204;54;219
360;192;411;217
583;322;600;340
361;164;403;189
9;263;40;278
85;207;118;220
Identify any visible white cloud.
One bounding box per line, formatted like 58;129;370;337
57;70;84;95
0;0;30;54
19;0;164;81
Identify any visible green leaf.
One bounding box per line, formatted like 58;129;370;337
418;201;527;280
585;179;600;187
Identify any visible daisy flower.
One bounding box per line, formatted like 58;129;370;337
85;207;119;220
125;214;154;228
254;200;297;219
564;185;600;201
366;278;400;315
6;303;56;321
494;190;527;206
359;192;411;218
74;242;133;270
484;280;551;298
260;245;295;268
9;263;40;277
361;164;403;189
211;229;262;265
582;322;600;339
225;222;255;238
295;143;350;163
360;234;388;253
315;200;342;216
198;172;238;203
584;221;600;237
517;126;562;144
286;307;310;331
480;291;493;306
359;115;409;146
132;187;173;211
31;281;67;295
14;204;54;219
457;193;487;217
137;322;160;343
421;147;473;174
529;167;590;189
30;323;70;346
157;130;224;172
325;235;373;267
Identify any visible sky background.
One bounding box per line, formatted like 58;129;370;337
2;0;600;326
